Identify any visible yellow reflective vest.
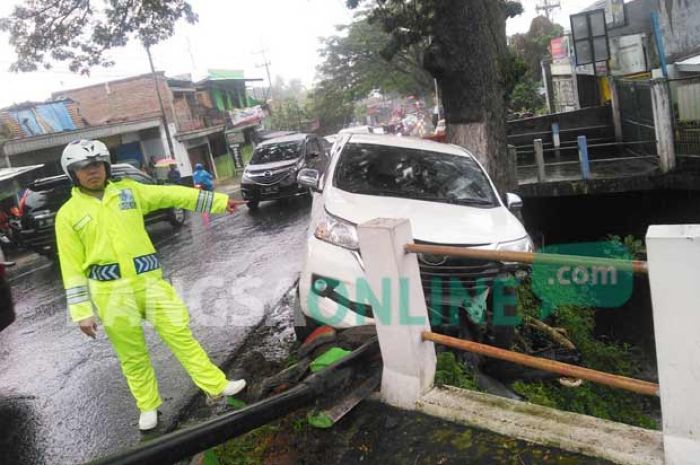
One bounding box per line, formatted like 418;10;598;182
55;178;228;322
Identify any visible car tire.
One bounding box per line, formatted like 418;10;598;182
169;208;186;227
37;245;58;260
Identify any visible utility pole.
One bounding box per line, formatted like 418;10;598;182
146;45;175;158
254;48;273;101
536;0;561;21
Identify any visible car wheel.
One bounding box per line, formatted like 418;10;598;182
169;208;186;227
37;245;57;260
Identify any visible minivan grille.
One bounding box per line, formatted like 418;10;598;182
248;170;292;185
415;242;502;303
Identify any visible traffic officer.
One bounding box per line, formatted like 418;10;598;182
56;139;246;431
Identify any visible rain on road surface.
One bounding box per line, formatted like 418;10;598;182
0;198;311;464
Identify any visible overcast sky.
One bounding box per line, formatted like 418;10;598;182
0;0;593;108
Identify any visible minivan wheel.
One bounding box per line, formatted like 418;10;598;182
169;208;186;227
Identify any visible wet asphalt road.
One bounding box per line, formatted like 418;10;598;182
0;197;311;465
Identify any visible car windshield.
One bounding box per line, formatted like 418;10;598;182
333;143;498;207
251;141;302;164
24;183;72;212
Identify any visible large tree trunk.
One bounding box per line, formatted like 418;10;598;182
424;0;517;194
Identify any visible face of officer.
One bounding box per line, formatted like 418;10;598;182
75;161;107;191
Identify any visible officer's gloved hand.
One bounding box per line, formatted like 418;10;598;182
78;316;98;339
227;198;247;214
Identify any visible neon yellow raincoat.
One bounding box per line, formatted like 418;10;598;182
56;178;229;412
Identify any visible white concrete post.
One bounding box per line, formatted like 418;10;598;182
609;78;623;143
534;139;546;183
651;79;676;173
358;218;436;410
508;145;518;179
646;225;700;465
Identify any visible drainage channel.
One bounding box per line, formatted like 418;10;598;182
84;337;380;465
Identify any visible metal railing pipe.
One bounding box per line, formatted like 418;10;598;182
422;332;659;396
404;243;648;275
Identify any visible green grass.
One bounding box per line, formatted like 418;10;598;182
511;280;659;429
213;424;279;465
434;351;477;390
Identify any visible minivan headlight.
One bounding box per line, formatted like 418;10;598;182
314;210;359;250
497;236;534;253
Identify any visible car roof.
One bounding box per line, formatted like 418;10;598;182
258;133;308;147
344;133;473;158
29;163;149;188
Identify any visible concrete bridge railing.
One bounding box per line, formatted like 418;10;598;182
358;217;700;465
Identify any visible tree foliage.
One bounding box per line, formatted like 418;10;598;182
318;15;432;98
312;12;433;133
306;80;355;135
0;0;198;74
343;0;523;192
510;77;545;113
510;16;564;81
502;48;528;105
267;76;313;132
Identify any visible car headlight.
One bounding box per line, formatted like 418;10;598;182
497;236;534;253
314;210;359;250
242;170;253;182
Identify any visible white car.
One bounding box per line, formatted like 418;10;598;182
295;134;531;339
338;125;385;135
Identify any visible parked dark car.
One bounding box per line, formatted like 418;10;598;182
0;248;15;333
19;164;186;257
241;133;329;210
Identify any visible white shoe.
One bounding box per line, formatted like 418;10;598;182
139;410;158;431
221;379;247;397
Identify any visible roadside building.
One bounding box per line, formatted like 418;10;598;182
0;98;166;179
55;70;264;180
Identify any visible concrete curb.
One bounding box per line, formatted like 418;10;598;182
416;386;664;465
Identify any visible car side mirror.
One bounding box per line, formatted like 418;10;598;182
297;168;321;192
506;193;523;210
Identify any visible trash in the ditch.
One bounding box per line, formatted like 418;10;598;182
226;397;247;409
310;347;352;373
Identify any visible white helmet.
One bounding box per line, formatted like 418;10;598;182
61;139;111;184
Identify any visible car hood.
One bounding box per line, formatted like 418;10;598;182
325;187;527;245
246;159;299;172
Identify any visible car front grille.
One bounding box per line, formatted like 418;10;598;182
415;241;503;303
247;170;292;185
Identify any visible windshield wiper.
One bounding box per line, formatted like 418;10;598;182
447;198;494;206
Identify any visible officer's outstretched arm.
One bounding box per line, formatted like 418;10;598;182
55;211;94;323
134;182;229;215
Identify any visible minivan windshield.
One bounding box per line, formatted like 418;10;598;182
250;141;302;164
25;183;72;212
334;143;498;207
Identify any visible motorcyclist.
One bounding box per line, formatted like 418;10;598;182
192;163;214;191
55;139;247;431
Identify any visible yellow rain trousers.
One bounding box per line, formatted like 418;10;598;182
56;178;229;412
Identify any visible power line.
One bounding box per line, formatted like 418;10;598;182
253;48;273;101
536;0;561;21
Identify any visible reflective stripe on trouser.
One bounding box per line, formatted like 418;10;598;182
91;278;228;412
